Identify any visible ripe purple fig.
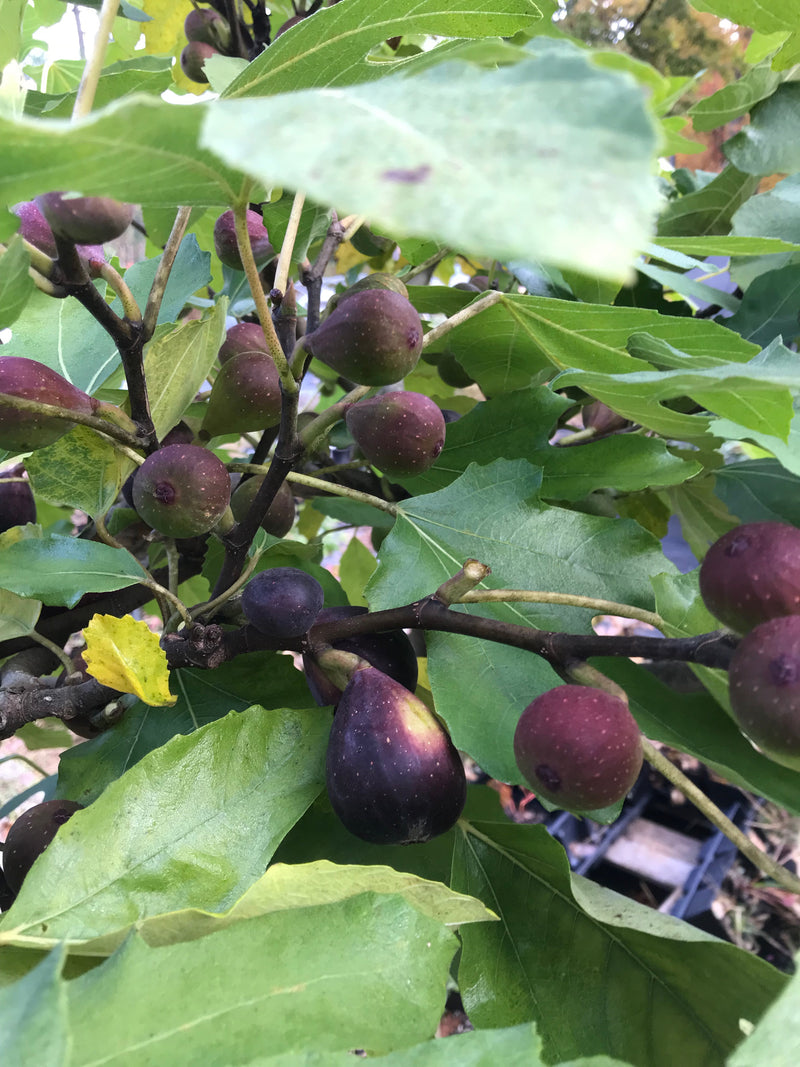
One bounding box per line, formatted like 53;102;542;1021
241;567;324;638
699;522;800;633
346;391;445;478
200;351;281;439
303;605;418;706
0;475;36;532
326;667;466;844
230;476;295;537
13;201;104;260
582;401;629;435
132;443;231;538
0;357;98;453
514;685;642;812
34;193;133;245
729;615;800;769
184;8;230;48
323;273;409;321
180;40;218;83
213;209;274;271
2;799;83;893
218;322;270;365
304;289;423;387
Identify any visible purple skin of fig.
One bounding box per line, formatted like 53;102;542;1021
132;443;231;538
582;401;629;435
728;615;800;770
304;289;424;387
180;40;218;83
699;522;800;633
34;193;133;245
326;666;466;845
514;685;643;812
0;476;36;532
0;356;98;453
200;351;281;439
14;202;104;260
303;605;419;706
346;391;445;478
2;799;83;894
230;476;295;537
184;8;230;47
218;322;270;365
241;567;324;638
213;209;274;271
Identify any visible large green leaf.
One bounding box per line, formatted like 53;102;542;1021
726;265;800;347
222;0;544;98
0;706;328;947
0;535;147;607
453;790;785;1066
367;459;675;782
728;952;800;1066
658;165;759;237
57;652;314;805
65;896;457;1062
725;84;800;176
203;42;661;279
0;945;68;1067
26;424;128;518
713;458;800;525
24;55;173;119
0;234;33;328
688;61;788;131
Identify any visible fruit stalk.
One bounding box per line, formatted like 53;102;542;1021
422;289;503;351
459;588;663;630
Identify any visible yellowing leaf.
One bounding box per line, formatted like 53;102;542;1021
141;0;193;56
83;614;176;706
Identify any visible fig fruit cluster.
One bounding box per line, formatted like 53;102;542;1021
700;521;800;769
180;6;233;84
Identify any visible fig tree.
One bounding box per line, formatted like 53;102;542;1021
241;567;324;638
728;615;800;770
345;391;446;478
230;476;295;537
35;192;133;245
132;443;231;538
303;605;418;705
514;685;642;812
0;356;99;453
218;322;270;365
0;475;36;532
213;209;274;271
699;522;800;633
200;351;281;439
326;667;466;844
2;799;83;894
303;289;423;386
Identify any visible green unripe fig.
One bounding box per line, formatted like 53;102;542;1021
699;522;800;634
304;289;423;387
184;7;231;48
200;351;281;439
180;40;218;83
218;322;269;365
241;567;324;638
514;685;642;812
0;356;98;453
0;475;36;532
213;209;274;271
323;273;409;321
34;192;133;245
2;799;83;894
346;391;446;477
326;666;466;844
729;615;800;769
230;476;295;537
132;443;231;538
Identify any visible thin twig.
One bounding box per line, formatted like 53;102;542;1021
459;589;664;630
142;206;193;342
72;0;119;119
274;190;305;296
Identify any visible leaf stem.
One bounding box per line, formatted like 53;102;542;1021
641;738;800;896
72;0;119;119
0;392;142;451
287;470;399;515
274;190;305;296
142;206;192;342
459;589;664;630
422;289;503;350
89;259;142;322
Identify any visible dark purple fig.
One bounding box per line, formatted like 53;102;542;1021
34;193;133;245
161;420;194;448
304;289;423;387
213;209;274;271
0;866;15;911
699;522;800;634
132;443;231;538
346;391;445;478
441;409;462;424
303;605;418;706
200;351;281;439
326;667;466;845
218;322;270;365
230;476;295;537
582;401;629;435
241;566;324;638
274;13;305;36
184;7;230;47
514;685;642;812
436;353;474;388
323;273;409;321
729;615;800;769
180;40;218;83
13;201;58;257
2;799;83;894
0;475;36;531
0;356;98;453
